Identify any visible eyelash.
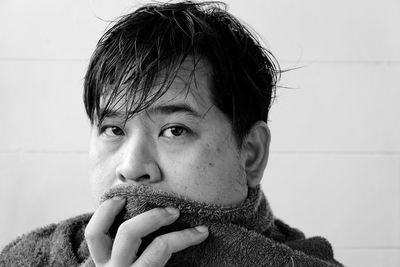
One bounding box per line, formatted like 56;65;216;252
159;125;189;138
98;125;190;139
99;125;124;137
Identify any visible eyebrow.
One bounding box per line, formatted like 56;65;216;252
100;103;202;120
147;103;202;118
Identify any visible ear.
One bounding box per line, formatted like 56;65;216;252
241;121;271;188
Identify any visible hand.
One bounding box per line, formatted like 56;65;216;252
85;197;209;267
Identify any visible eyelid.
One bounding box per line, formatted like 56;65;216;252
98;124;125;137
160;124;191;138
98;117;125;130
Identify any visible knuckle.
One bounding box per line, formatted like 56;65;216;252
84;226;97;241
116;221;130;236
115;221;141;245
152;236;170;254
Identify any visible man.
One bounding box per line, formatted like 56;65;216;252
1;1;343;266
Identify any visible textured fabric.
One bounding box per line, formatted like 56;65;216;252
0;185;344;266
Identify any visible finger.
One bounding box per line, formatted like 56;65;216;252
133;225;209;267
85;197;126;265
110;207;180;267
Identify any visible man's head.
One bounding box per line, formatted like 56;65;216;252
84;1;278;206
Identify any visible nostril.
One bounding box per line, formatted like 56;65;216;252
136;174;151;182
118;174;127;182
116;161;161;183
119;173;151;183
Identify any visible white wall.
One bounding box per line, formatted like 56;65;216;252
1;1;399;266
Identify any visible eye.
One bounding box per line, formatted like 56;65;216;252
160;126;188;138
100;125;125;137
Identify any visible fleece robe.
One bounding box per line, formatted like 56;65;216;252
0;185;344;266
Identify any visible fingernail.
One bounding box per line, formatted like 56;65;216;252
194;225;208;233
113;196;125;203
165;207;180;216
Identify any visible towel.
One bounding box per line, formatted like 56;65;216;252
0;184;344;266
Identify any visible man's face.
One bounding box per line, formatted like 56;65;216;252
88;60;248;206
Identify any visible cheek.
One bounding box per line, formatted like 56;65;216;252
201;141;247;202
176;142;221;180
207;141;246;187
163;137;247;204
88;141;117;203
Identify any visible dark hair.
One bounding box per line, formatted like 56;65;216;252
84;0;279;145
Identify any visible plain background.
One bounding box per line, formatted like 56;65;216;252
1;0;399;266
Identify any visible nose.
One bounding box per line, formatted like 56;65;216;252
115;131;161;184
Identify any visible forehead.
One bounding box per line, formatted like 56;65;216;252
100;57;214;115
156;58;212;109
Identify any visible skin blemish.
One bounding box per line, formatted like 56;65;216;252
208;162;214;167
